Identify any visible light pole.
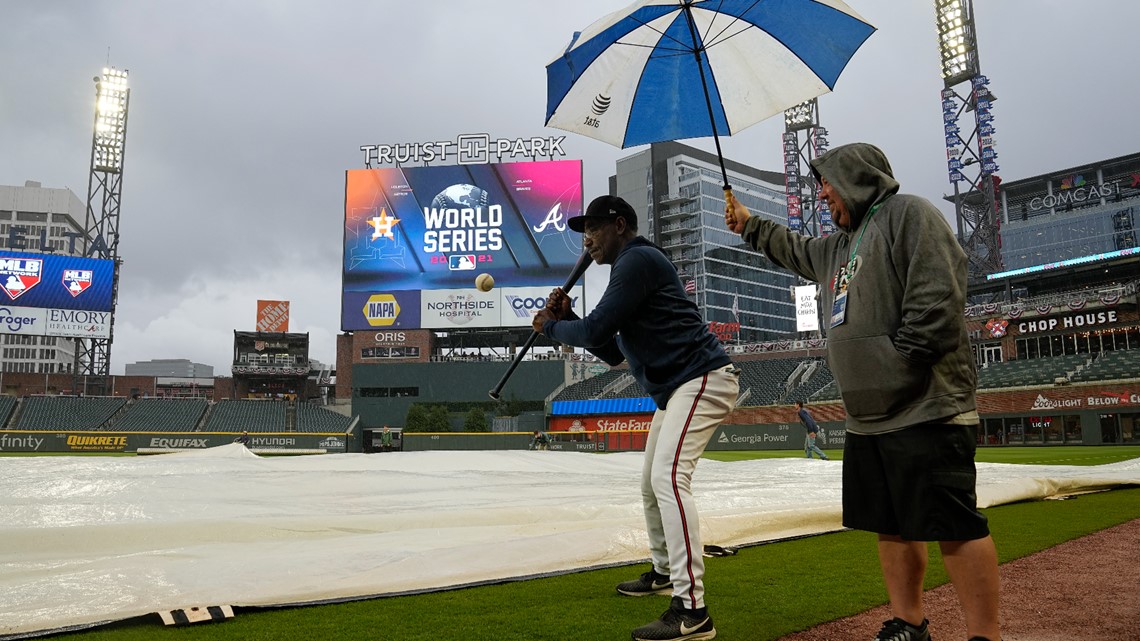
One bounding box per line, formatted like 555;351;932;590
73;67;129;396
935;0;1003;278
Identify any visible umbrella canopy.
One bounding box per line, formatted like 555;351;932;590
546;0;875;156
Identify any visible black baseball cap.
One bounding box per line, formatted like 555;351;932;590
567;195;636;233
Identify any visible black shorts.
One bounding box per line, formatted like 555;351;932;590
842;423;989;541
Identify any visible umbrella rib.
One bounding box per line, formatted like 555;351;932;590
699;0;765;49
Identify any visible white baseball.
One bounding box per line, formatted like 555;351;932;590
475;273;495;292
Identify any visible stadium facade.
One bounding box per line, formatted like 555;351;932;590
994;151;1139;270
612;141;799;342
0;181;88;377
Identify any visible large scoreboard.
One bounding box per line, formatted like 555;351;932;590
0;251;114;338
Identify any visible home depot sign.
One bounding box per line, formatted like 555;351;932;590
256;300;290;332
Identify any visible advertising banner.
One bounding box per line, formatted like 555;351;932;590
0;251;114;312
794;284;819;332
256;300;290;332
342;160;584;330
0;431;349;454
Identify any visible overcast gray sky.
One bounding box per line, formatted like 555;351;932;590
1;1;1135;375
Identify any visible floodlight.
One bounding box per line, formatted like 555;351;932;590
935;0;977;85
783;100;815;132
93;67;129;172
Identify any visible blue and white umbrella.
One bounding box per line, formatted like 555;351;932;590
546;0;875;187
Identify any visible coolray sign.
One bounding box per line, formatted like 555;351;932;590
360;133;567;167
1016;310;1117;334
44;308;111;338
501;286;584;326
1029;180;1119;211
342;161;583;331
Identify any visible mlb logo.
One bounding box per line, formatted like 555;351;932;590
0;258;43;300
448;255;477;271
63;269;94;298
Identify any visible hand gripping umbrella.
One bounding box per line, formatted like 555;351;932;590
546;0;875;194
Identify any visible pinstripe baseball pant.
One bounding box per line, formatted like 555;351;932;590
641;364;739;610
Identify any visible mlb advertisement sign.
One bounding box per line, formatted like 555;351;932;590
0;251;114;312
342;160;584;330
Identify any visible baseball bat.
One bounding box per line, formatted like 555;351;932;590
488;250;593;400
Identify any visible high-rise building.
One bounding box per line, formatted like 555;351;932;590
612;141;798;342
0;181;88;375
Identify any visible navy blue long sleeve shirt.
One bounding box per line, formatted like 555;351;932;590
798;408;820;432
543;237;731;409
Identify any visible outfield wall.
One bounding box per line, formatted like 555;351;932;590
0;431;351;454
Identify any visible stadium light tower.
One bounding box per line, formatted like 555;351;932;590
781;98;833;238
936;0;1003;278
74;67;130;393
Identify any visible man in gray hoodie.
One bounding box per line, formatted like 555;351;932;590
725;143;1000;641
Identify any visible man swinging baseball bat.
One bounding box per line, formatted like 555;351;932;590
487;249;593;401
531;194;739;641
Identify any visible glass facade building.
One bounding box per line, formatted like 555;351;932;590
613;142;799;342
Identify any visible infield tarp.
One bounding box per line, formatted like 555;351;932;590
2;445;1139;637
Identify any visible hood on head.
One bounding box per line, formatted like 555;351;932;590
809;143;900;231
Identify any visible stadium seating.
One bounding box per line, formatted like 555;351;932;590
110;398;208;432
0;395;16;427
202;399;286;433
1069;349;1140;383
736;358;803;406
810;380;842;402
295;401;353;433
786;360;834;403
976;354;1088;389
14;396;127;431
551;370;628;402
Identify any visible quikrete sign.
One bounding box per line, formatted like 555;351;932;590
1017;310;1118;334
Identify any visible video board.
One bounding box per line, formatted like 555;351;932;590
0;251;114;338
342;160;584;330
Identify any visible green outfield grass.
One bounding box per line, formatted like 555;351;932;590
38;449;1139;641
704;444;1140;465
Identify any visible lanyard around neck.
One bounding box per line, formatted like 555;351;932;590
848;195;892;263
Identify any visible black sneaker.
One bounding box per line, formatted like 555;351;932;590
874;617;931;641
631;596;716;641
616;569;673;596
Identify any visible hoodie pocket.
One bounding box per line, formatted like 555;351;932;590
831;335;930;418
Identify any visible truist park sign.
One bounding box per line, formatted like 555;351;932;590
360;133;568;167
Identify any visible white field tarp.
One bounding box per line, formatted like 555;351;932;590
2;445;1139;637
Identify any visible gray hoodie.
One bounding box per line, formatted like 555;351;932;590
740;143;976;434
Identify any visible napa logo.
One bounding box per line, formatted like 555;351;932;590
363;294;400;327
62;269;93;298
0;257;43;300
1060;174;1086;190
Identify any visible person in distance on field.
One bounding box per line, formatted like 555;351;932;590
533;194;739;641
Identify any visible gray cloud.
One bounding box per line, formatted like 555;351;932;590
1;1;1135;373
